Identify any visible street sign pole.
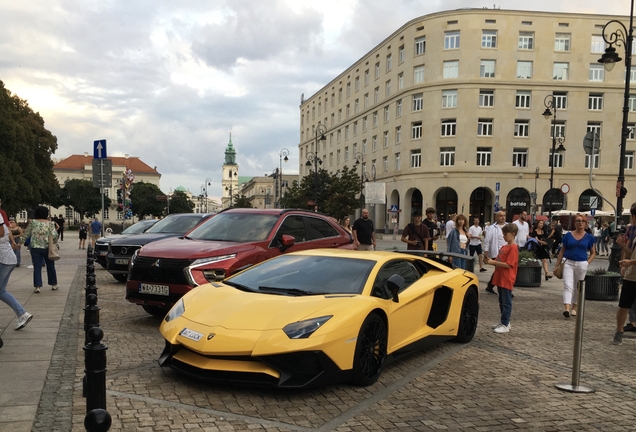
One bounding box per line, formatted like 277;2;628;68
100;160;105;237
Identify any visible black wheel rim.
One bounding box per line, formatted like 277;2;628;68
358;318;387;379
461;289;479;337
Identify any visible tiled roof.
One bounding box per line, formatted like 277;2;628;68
53;154;160;174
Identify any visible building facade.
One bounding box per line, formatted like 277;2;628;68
222;134;239;208
299;8;636;226
240;174;298;209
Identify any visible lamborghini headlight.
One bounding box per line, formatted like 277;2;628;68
283;315;332;339
164;299;185;322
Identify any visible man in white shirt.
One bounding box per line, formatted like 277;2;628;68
445;214;456;238
468;217;486;272
483;210;507;294
513;211;530;249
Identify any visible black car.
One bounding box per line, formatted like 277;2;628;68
106;213;213;282
94;219;158;268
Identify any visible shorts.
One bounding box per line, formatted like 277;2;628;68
619;279;636;309
90;234;100;241
79;232;87;240
468;244;483;256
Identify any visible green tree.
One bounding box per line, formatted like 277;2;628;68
168;190;194;214
0;80;59;215
232;194;253;208
60;179;111;218
130;182;166;219
324;166;361;220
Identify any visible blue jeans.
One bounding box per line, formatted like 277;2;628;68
498;288;513;326
14;242;21;265
0;262;25;317
30;248;57;288
455;248;468;269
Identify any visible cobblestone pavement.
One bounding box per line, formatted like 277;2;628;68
32;237;636;431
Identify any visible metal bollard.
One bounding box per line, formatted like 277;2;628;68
83;327;110;431
85;408;112;432
84;293;100;345
555;279;596;393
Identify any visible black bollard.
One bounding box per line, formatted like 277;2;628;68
84;327;109;414
85;408;112;432
84;293;100;345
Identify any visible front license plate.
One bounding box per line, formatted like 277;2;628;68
179;328;203;342
139;283;169;296
115;258;129;265
98;251;107;256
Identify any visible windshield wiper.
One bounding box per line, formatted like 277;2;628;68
258;286;321;296
223;281;254;292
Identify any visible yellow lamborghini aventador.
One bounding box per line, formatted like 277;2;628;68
158;249;479;388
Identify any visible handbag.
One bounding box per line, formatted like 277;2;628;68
554;260;564;279
48;223;60;261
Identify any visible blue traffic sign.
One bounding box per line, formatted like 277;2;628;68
390;205;399;212
591;208;596;216
93;140;107;159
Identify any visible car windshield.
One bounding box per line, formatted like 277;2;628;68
122;220;156;234
225;255;375;295
145;215;203;234
187;213;278;242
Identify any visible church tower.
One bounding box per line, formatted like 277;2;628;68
222;133;239;208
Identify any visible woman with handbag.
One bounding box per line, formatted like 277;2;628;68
600;222;611;256
447;214;469;269
20;206;58;293
553;215;596;318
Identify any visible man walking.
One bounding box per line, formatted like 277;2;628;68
513;211;530;250
468;217;486;272
90;217;102;248
615;203;636;345
483;210;507;294
422;207;439;251
353;209;376;251
445;214;456;239
401;210;430;250
57;214;65;242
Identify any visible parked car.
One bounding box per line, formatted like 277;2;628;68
158;248;480;388
94;219;158;268
107;213;213;282
126;208;354;316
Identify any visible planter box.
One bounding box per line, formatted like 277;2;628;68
514;266;542;287
584;274;620;301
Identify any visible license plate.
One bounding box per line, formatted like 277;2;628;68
115;258;129;265
139;283;169;296
98;251;108;256
179;328;203;342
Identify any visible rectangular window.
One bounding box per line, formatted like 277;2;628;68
629;94;636;111
385;80;391;97
411;150;422;168
412;122;423;139
476;147;492;166
383;156;388;173
518;31;534;50
443;61;459;78
399;45;405;63
373;111;378;127
355;76;360;92
412;93;423;111
396;99;402;117
103;208;110;220
440;147;455;166
374;87;379;103
589;64;604;82
355;99;359;113
587;122;602;138
372;135;377;151
362;139;367;154
414;65;425;83
344;125;349;139
554;62;569;80
441;119;457;137
553;92;568;109
514;120;530;137
516;90;531;108
442;89;458;108
384;106;389;122
337;129;341;143
628;66;636;83
552;121;566;138
364;69;369;86
444;31;460;49
625;151;635;170
479;90;494;107
383;131;389;148
353;121;358;136
629;123;636;140
346;104;350;118
549;151;564;168
338;109;342;122
398;72;404;90
589;93;603;110
375;62;380;79
362;116;368;132
337;150;341;164
116;211;123;220
585;153;600;169
339;88;342;102
395;126;402;143
364;93;369;108
477;119;493;136
346;82;351;98
554;33;571;51
480;60;496;78
512;148;528;167
395;153;401;171
415;37;426;55
591;35;605;53
386;54;392;72
517;61;532;79
482;30;497;48
344;146;349;161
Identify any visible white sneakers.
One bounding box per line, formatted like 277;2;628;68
52;285;59;291
492;323;511;333
34;287;40;293
15;312;33;330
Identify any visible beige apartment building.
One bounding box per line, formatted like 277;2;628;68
299;8;636;226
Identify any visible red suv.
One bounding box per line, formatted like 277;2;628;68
126;208;354;316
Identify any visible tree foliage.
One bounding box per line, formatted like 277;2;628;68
232;194;253;208
168;190;195;214
0;80;60;215
130;182;166;219
60;179;111;218
281;166;361;220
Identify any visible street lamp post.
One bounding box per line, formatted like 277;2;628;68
542;95;567;220
202;178;212;213
598;1;633;271
278;148;289;208
305;125;326;211
354;152;369;210
225;171;236;208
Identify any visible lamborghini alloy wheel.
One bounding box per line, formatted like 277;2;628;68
454;287;479;343
351;313;387;386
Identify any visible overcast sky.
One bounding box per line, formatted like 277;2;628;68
0;0;631;199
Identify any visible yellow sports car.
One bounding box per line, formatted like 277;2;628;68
158;249;479;388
